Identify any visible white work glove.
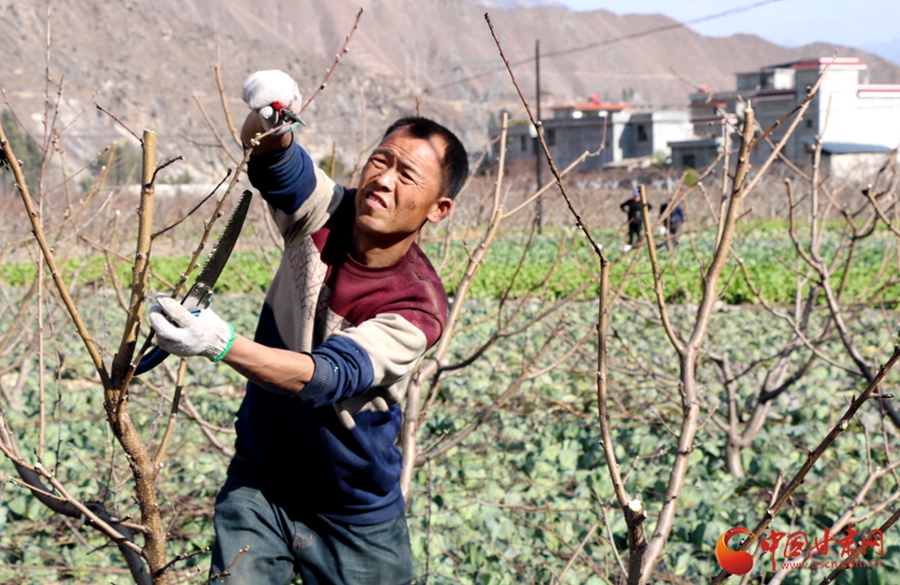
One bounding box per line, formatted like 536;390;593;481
149;295;236;362
242;70;303;135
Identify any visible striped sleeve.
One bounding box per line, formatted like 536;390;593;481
298;313;429;408
248;142;345;245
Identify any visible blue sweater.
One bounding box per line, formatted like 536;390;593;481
231;142;447;525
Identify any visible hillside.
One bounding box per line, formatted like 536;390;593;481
0;0;897;180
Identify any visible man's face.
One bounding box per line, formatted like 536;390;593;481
354;127;453;244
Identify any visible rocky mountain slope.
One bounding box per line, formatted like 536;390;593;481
1;0;896;181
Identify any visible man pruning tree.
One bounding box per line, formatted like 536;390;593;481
149;70;468;585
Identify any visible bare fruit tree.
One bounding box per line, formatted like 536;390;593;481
0;9;363;584
484;12;900;584
3;7;900;585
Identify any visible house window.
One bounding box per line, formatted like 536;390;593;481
682;154;696;168
546;128;556;147
637;125;648;142
806;119;813;129
520;135;527;152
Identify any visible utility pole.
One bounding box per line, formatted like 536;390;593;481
535;39;543;234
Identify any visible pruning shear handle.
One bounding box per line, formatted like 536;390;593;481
134;283;213;376
271;101;307;127
134;309;202;375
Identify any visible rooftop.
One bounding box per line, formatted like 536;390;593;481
736;57;869;77
552;103;630;112
552;93;629;116
801;140;894;155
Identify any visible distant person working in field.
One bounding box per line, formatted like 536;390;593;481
620;188;650;250
149;70;468;585
659;198;685;250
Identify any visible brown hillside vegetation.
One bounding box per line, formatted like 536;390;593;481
0;0;896;179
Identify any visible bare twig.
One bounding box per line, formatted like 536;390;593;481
485;10;631;581
0;113;111;387
297;9;364;116
154;546;208;579
193;94;239;165
638;185;683;353
94;102;141;143
739;470;785;585
819;507;900;584
151;169;232;240
207;546;249;583
212;62;243;149
152;358;188;476
710;344;900;584
400;112;509;499
556;517;602;584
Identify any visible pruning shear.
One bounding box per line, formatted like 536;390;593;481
134;190;253;375
271;101;307;127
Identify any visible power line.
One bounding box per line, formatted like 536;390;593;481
544;0;786;59
422;0;788;96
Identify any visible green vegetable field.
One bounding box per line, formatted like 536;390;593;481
3;10;899;582
1;217;899;583
3;221;898;306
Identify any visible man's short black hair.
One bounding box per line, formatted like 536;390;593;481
382;116;469;200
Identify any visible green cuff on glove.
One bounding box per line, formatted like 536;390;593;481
211;323;236;363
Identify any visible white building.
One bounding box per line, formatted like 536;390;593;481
490;95;693;172
670;57;900;170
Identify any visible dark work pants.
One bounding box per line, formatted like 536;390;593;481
628;223;643;245
209;474;414;585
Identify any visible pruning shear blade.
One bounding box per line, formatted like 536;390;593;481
271;101;307;127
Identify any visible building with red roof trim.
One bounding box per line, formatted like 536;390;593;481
490;93;693;172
